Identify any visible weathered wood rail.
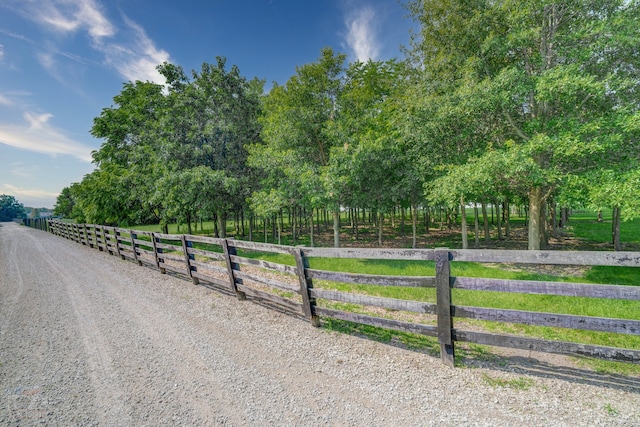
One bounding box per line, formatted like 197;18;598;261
43;220;640;367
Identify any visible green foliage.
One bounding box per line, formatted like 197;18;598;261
0;194;26;221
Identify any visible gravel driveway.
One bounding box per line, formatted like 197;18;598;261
1;221;639;426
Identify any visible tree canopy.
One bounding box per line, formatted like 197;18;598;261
58;0;640;250
0;194;27;221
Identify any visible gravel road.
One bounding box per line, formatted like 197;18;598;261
1;222;639;426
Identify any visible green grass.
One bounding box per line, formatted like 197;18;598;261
569;209;640;245
481;373;535;390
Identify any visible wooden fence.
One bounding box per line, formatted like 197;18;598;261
44;220;640;367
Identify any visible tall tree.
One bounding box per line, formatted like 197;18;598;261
406;0;640;249
0;194;26;221
251;48;346;247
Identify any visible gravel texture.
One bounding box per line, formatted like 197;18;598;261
1;221;639;426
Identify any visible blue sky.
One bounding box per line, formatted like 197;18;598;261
0;0;412;209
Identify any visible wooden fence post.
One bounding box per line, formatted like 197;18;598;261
130;231;142;266
222;239;246;300
152;233;165;274
294;248;320;327
181;235;199;285
435;248;455;367
114;228;124;259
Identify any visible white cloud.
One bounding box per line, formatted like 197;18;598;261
0;94;11;106
0;112;93;162
27;0;115;41
0;44;4;61
13;0;169;84
9;162;40;179
344;6;380;62
1;183;59;208
100;17;170;84
1;183;57;199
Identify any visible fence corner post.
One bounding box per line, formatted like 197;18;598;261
294;248;320;327
222;238;245;300
435;247;455;367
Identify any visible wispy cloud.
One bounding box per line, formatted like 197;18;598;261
9;162;40;179
27;0;115;41
0;112;93;162
343;5;380;62
1;183;59;207
101;17;170;83
0;43;4;62
0;94;11;106
11;0;169;84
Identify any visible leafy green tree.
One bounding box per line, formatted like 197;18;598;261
157;58;263;237
406;0;640;249
53;186;75;218
0;194;26;221
251;48;346;247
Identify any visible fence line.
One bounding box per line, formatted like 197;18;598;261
39;220;640;366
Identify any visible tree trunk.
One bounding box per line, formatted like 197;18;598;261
495;199;502;240
333;209;340;248
217;211;226;238
481;201;490;245
474;204;480;248
612;206;622;251
460;198;468;249
411;203;418;249
309;210;315;247
378;213;384;246
504;201;510;238
540;200;548;249
528;187;542;250
186;213;193;235
550;200;558;239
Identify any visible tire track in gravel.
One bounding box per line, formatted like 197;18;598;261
28;226;247;424
23;227;132;426
0;224;24;338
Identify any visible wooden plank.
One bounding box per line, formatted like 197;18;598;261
310;289;437;314
453;277;640;301
228;239;294;255
451;249;640;267
301;247;435;261
308;269;436;288
452;305;640;335
153;232;178;240
230;255;298;276
315;307;438;337
129;231;142;265
294;248;320;326
191;271;228;288
158;253;185;263
453;329;640;363
159;263;187;275
190;260;228;275
435;248;455;367
236;284;303;314
155;241;183;251
222;239;245;300
184;234;225;245
234;271;299;293
187;247;226;261
181;235;198;284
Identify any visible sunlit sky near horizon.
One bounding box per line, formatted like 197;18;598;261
0;0;413;209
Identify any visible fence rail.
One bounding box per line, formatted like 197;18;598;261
40;220;640;367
